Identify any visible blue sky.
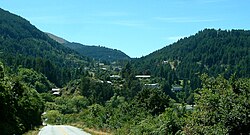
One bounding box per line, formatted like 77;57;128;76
0;0;249;57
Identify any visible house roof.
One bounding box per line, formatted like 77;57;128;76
135;75;151;78
53;92;60;95
52;88;60;92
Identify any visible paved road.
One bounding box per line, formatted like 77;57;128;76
38;125;91;135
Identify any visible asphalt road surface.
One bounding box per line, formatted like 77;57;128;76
38;125;91;135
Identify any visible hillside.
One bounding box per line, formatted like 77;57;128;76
45;32;68;44
46;33;130;61
0;8;89;87
64;42;131;61
134;29;250;89
1;7;249;135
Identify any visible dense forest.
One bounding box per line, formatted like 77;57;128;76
133;29;250;100
0;8;249;135
64;42;130;62
0;8;90;87
43;29;250;134
43;67;250;135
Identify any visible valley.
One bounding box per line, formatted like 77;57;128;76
0;8;249;135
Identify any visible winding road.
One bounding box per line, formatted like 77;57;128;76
38;125;91;135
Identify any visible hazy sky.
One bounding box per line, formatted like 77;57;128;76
0;0;249;57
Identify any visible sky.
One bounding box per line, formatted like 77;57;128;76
0;0;249;58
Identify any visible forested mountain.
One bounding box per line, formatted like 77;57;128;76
47;33;130;61
64;42;130;61
0;8;90;87
1;7;249;134
134;29;250;89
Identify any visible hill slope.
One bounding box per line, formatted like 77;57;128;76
134;29;250;89
0;8;89;86
46;33;130;61
64;42;130;61
46;32;69;44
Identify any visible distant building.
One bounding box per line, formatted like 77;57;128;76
135;75;151;78
162;60;169;64
98;80;104;83
101;67;107;70
107;81;113;84
185;105;195;110
52;88;60;92
145;83;159;88
97;80;113;84
84;67;90;70
99;63;105;66
110;75;121;79
53;91;60;95
51;88;61;95
171;85;183;92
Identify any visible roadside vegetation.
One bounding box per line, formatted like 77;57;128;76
41;62;250;134
0;63;44;134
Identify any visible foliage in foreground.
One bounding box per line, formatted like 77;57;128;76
43;74;250;135
0;62;44;135
183;74;250;134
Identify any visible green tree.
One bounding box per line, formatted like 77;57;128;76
184;74;250;134
45;110;62;124
17;67;54;93
0;62;4;79
80;76;114;104
135;88;170;115
71;95;89;112
0;62;44;134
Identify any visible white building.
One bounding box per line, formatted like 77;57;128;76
145;83;159;88
171;85;183;92
51;88;61;95
135;75;151;78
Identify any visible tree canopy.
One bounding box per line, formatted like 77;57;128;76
0;62;44;134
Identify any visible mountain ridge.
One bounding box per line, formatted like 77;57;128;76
134;28;250;89
0;8;89;87
46;32;130;61
1;7;250;135
45;32;69;44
